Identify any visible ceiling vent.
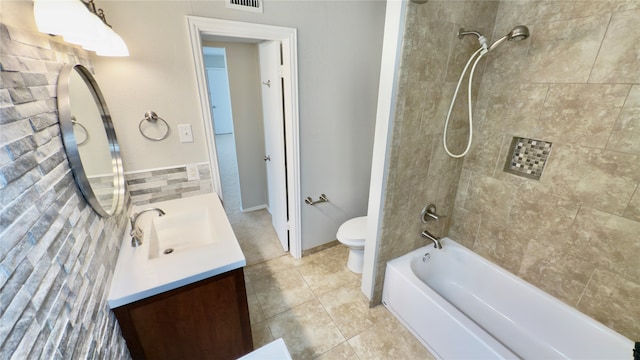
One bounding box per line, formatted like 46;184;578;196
226;0;263;13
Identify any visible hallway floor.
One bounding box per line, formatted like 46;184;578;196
216;133;434;359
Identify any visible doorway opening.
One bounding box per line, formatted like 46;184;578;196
187;16;301;260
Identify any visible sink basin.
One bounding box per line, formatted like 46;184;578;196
108;193;246;308
149;209;215;259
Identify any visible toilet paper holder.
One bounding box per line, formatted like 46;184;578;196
305;194;329;205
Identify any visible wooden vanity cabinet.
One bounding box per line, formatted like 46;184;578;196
112;268;253;360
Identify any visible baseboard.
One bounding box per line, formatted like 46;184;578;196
241;204;267;213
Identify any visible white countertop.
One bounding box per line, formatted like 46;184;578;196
107;193;246;308
239;338;292;360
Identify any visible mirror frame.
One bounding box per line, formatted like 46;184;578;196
57;64;125;217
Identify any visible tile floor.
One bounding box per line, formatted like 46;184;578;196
216;133;434;359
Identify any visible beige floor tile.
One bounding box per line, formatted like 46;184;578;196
252;268;315;318
319;283;392;339
316;342;360;360
268;299;346;360
296;245;360;296
245;283;265;324
245;254;296;283
348;315;435;360
251;320;274;349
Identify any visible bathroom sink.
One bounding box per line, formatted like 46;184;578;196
148;209;215;259
108;193;246;308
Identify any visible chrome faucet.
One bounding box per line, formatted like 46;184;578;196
129;208;165;247
421;230;442;249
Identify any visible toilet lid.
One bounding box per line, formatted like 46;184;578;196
337;216;367;243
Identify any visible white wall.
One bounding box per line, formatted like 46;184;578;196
205;41;268;211
92;1;386;250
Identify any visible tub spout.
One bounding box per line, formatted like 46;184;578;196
421;230;442;249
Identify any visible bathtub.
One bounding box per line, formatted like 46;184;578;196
382;237;634;359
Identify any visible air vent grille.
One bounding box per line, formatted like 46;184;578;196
226;0;263;13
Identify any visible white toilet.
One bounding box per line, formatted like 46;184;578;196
336;216;367;274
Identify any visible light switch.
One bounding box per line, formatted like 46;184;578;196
178;124;194;143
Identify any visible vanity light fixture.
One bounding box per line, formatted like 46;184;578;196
33;0;129;57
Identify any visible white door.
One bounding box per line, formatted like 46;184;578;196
207;68;234;135
259;40;288;251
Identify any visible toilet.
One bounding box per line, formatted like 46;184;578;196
336;216;367;274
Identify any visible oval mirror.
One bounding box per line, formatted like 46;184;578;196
57;64;125;217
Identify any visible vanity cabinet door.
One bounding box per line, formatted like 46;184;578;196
113;268;253;360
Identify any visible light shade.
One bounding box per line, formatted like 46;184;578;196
33;0;129;57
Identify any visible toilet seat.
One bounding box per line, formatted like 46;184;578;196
337;216;367;248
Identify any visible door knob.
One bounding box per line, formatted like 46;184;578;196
264;155;271;162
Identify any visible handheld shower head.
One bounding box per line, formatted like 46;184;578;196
508;25;530;41
487;25;530;51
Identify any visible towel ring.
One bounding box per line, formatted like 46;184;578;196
71;117;89;145
139;111;170;141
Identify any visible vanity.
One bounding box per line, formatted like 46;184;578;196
107;194;253;359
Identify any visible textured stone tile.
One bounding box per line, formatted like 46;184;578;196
250;321;273;349
624;187;640;222
569;207;640;281
0;71;25;89
518;238;594;306
542;144;639;215
316;342;358;360
494;0;575;33
297;253;360;297
268;299;345;360
571;0;640;19
252;268;315;318
578;269;640;340
607;85;640;155
0;186;38;232
590;9;640;83
447;205;480;249
473;219;530;274
348;313;434;360
0;88;13;107
509;183;579;239
244;255;295;283
318;283;390;339
463;173;516;226
28;111;57;131
5;135;36;160
520;84;627;147
523;14;610;83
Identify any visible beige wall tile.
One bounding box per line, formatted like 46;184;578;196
523;14;610;83
542;144;640;215
590;9;640;83
578;269;640;340
569;207;640;281
624;187;640;222
533;84;629;148
464;173;516;225
448;205;480;248
571;0;640;19
607;85;640;155
473;219;530;273
518;238;595;306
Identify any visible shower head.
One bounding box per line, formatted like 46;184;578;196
488;25;530;51
508;25;530;41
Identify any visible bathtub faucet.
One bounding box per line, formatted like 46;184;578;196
421;230;442;249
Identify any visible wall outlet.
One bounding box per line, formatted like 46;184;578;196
178;124;194;143
186;164;200;181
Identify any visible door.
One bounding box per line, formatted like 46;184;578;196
207;68;234;135
259;40;288;251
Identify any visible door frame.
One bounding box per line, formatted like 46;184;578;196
187;16;302;259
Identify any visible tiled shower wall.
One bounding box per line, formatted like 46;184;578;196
449;1;640;339
0;21;130;358
373;1;499;302
377;0;639;340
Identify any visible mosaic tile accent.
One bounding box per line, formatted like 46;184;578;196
125;163;212;205
504;137;552;180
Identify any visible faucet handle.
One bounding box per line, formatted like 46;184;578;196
420;204;446;224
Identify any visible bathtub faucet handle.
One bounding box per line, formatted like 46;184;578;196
421;204;445;224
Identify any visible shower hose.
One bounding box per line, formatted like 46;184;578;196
443;47;487;158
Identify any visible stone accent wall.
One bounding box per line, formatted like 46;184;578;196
125;163;212;205
0;23;130;358
377;0;640;341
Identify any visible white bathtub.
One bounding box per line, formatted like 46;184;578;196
382;237;634;359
